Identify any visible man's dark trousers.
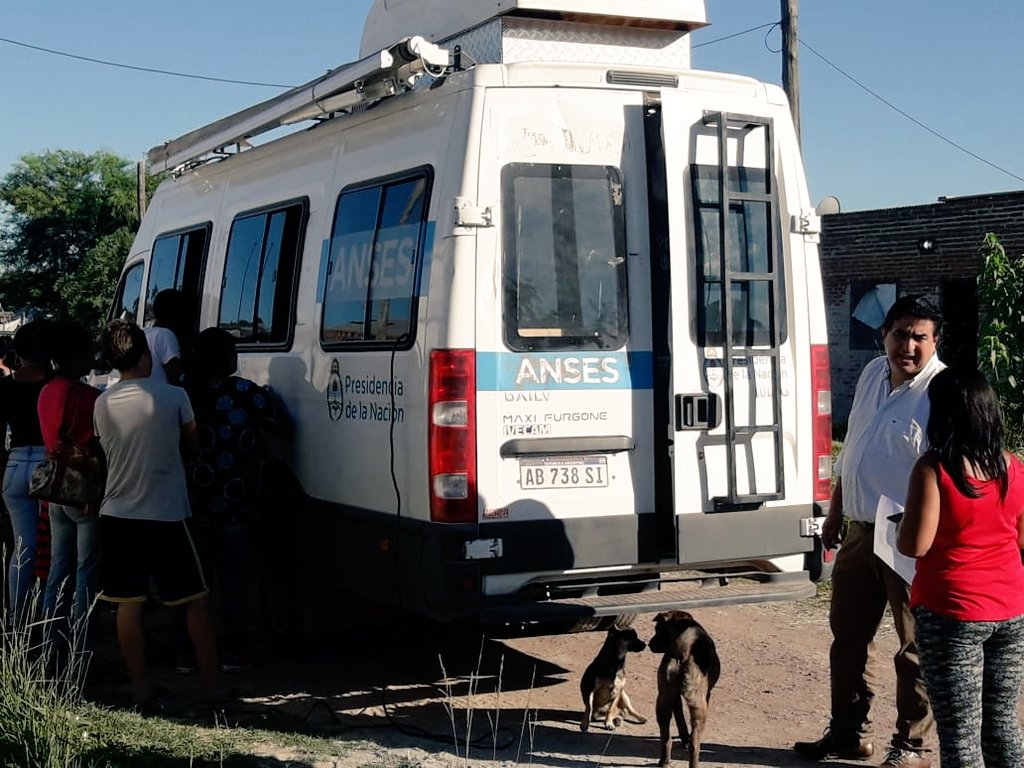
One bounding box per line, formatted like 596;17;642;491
828;520;933;750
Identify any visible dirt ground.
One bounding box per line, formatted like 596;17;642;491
84;589;930;767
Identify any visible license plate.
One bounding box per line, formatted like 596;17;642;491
519;456;609;490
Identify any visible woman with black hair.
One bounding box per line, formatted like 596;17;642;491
898;366;1024;766
0;319;52;622
37;321;102;636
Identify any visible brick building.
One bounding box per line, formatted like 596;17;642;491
820;190;1024;423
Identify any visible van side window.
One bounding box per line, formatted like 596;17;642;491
321;173;430;346
691;165;787;347
111;261;145;322
145;225;210;325
502;164;628;352
219;201;306;345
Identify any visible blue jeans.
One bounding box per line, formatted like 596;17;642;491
44;503;101;625
3;445;45;620
915;606;1024;767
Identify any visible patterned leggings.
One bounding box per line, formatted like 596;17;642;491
914;607;1024;767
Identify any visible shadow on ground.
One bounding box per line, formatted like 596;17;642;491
82;602;572;762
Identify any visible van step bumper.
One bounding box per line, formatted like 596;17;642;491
479;570;816;625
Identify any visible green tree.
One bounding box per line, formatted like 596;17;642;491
0;149;143;329
977;232;1024;449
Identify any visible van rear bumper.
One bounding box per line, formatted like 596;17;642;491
290;494;823;626
478;569;816;625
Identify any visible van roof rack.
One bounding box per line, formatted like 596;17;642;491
147;36;451;175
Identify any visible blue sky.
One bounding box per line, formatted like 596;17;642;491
1;1;1021;212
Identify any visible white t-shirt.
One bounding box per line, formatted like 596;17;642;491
834;353;946;522
143;326;181;385
93;377;194;521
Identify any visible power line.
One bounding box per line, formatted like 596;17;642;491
4;26;1020;185
799;38;1024;184
693;21;779;49
0;35;294;89
703;21;1024;184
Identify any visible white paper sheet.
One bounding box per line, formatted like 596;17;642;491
873;495;917;585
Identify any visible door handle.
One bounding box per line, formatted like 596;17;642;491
675;393;721;431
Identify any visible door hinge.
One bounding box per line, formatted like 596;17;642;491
454;197;493;228
791;209;821;242
800;516;824;537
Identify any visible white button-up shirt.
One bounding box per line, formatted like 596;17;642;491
834;352;946;522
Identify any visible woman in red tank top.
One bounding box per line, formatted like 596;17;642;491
898;366;1024;767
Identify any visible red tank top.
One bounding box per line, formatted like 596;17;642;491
911;455;1024;621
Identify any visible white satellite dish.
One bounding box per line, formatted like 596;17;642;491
815;195;842;216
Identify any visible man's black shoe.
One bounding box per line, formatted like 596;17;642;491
793;730;874;761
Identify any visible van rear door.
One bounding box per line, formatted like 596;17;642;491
659;90;808;565
473;88;656;590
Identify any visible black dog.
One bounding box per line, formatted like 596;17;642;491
579;626;648;732
649;611;721;768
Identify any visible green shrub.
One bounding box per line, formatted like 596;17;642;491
977;232;1024;451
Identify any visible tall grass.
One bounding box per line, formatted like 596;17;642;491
438;645;541;767
0;585;91;767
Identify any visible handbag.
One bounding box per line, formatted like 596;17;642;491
29;385;106;511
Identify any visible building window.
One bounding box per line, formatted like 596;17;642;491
321;172;431;347
849;282;896;350
502;163;628;351
219;201;306;345
940;279;977;367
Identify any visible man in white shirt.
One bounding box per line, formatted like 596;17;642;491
94;319;218;705
795;295;943;768
143;289;186;385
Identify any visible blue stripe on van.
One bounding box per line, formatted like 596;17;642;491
476;351;653;391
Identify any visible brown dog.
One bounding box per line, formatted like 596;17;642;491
579;626;648;732
648;611;721;768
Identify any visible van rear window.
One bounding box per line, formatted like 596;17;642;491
218;200;306;346
321;172;431;348
690;165;786;347
502;164;628;352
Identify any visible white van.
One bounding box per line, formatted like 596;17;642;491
110;0;833;630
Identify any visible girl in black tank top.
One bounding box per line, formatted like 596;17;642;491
1;319;52;622
0;377;47;448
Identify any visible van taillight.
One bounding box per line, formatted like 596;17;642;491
811;344;833;502
429;349;477;523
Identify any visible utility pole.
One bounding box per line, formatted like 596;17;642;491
781;0;801;145
136;160;147;222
